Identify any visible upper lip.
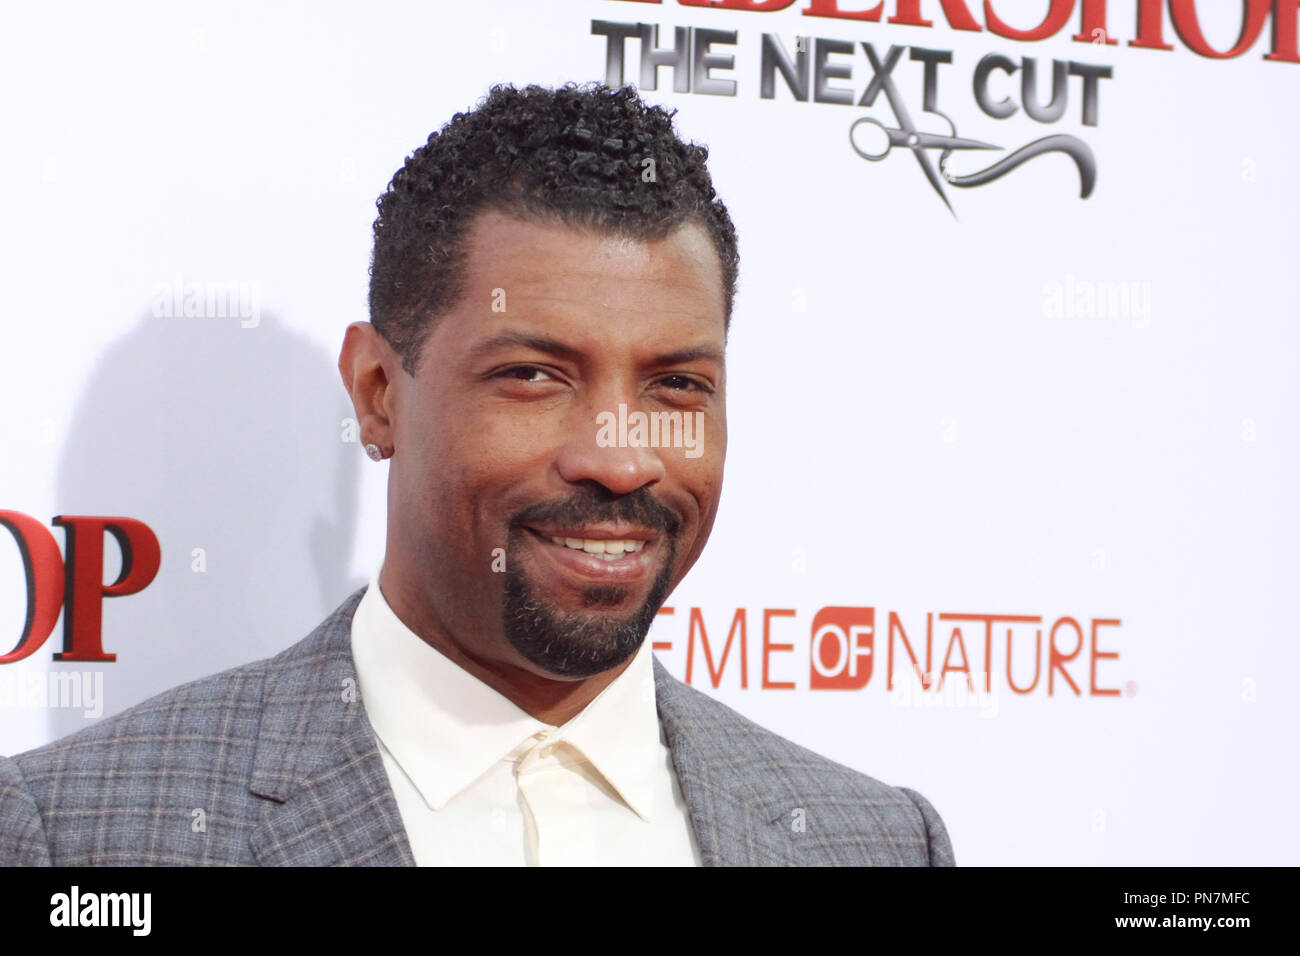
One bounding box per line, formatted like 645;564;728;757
524;523;659;543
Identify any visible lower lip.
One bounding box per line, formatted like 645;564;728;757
523;528;655;585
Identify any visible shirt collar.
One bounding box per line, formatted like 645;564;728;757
350;567;662;820
552;633;660;820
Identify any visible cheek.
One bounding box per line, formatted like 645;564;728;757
398;421;479;535
688;442;726;553
695;415;727;485
436;424;552;538
667;447;725;532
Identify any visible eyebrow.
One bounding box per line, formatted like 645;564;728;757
466;330;724;367
467;331;583;363
650;345;725;366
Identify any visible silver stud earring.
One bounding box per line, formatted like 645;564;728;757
364;443;384;462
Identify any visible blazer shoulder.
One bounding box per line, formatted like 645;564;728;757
0;655;273;866
7;586;365;775
655;659;955;865
2;588;366;865
657;663;907;800
0;753;52;865
8;653;273;796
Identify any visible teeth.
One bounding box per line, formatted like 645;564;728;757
547;536;646;558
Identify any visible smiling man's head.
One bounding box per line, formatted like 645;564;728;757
340;83;737;714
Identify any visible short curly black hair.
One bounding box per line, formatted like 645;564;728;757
368;82;739;375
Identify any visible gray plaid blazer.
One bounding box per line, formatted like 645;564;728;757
0;588;954;866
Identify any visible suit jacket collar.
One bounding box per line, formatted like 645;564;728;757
247;587;793;866
652;656;795;866
248;589;414;866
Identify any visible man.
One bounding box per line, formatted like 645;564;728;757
0;83;953;866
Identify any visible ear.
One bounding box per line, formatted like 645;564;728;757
338;322;399;457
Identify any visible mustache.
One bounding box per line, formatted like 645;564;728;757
509;486;681;537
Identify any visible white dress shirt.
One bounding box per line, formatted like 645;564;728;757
349;568;703;866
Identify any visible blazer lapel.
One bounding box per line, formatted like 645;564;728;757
248;589;415;866
653;657;797;866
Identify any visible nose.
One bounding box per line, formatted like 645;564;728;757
556;403;667;496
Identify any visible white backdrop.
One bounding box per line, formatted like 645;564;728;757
1;0;1296;865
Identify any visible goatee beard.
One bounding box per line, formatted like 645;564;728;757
500;534;677;679
501;487;681;679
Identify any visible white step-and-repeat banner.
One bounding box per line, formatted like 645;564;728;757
2;0;1296;865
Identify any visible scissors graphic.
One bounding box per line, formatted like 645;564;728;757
850;111;998;215
848;43;1097;215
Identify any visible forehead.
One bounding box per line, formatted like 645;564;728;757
453;207;726;336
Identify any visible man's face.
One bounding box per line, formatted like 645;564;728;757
386;208;727;681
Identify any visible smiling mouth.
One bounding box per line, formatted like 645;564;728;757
521;520;659;558
544;535;647;561
519;525;661;581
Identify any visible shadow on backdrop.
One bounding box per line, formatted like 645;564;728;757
49;309;364;742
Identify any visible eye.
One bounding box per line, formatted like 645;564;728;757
657;374;713;394
494;365;556;384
